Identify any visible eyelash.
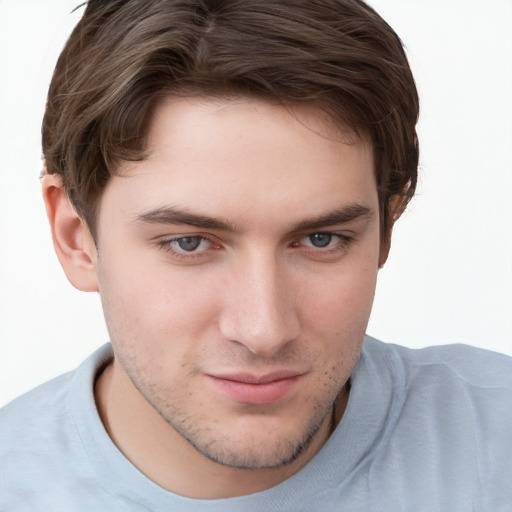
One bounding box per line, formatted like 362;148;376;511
157;232;355;261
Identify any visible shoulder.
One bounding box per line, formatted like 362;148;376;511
363;336;512;389
363;336;512;505
0;343;112;440
0;370;74;445
361;336;512;447
0;344;114;510
0;371;78;508
360;337;512;440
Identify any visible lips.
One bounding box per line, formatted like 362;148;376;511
207;371;303;405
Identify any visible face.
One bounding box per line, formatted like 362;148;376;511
94;97;381;470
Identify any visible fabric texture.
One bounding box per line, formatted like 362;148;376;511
1;336;511;511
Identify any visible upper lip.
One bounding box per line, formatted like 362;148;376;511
209;370;304;384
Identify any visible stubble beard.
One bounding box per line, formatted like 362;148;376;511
128;369;343;471
171;398;337;470
110;330;353;472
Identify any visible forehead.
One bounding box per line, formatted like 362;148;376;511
102;97;377;231
140;96;368;162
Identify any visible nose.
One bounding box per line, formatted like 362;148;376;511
219;251;300;357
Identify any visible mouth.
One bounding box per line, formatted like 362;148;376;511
206;371;304;405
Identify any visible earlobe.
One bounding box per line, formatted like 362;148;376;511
41;174;99;292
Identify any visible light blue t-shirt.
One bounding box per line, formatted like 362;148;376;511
1;337;511;511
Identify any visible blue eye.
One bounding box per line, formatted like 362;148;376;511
174;236;203;252
308;233;333;248
158;235;218;261
296;232;355;258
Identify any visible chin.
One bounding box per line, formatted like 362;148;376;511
191;438;305;470
179;406;333;470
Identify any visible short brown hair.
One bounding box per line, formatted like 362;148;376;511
42;0;419;239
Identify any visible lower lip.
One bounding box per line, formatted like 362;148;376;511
208;376;301;405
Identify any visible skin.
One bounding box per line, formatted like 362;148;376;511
43;97;387;499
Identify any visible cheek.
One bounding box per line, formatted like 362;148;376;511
100;249;208;316
302;259;378;331
299;263;376;390
98;254;221;347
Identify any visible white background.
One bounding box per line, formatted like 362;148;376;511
1;0;511;407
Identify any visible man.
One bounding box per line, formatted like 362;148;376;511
1;0;511;510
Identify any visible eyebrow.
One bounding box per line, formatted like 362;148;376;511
134;203;374;233
135;207;239;232
291;204;374;232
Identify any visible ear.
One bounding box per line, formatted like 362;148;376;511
378;228;392;268
41;174;99;292
378;194;407;268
